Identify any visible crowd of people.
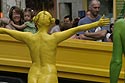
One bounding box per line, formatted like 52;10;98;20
0;0;115;42
0;6;37;34
50;0;114;42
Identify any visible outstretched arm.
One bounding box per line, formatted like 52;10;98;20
0;28;32;42
53;16;109;43
10;21;26;30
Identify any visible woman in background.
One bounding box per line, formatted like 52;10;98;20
6;6;24;30
11;8;37;33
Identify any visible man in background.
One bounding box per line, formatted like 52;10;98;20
50;19;60;34
60;15;73;31
77;0;108;42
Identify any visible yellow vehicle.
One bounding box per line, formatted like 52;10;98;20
0;34;124;83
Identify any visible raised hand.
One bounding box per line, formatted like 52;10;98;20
98;15;110;26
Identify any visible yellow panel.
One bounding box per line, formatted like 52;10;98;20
0;34;124;82
82;0;87;11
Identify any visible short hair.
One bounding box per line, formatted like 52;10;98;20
55;19;60;25
64;15;72;21
72;18;80;27
89;0;100;8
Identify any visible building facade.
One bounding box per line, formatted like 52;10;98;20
1;0;124;22
56;0;84;21
1;0;25;17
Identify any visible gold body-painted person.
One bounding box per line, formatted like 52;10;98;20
0;11;109;83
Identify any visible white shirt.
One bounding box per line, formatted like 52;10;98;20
50;25;60;34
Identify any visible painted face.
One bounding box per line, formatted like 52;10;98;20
90;3;100;17
12;10;21;24
24;12;32;21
